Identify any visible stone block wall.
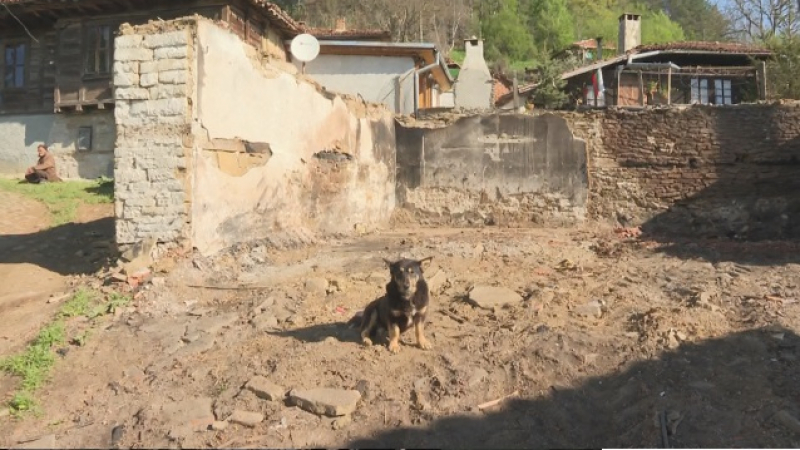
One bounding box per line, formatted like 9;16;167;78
113;20;194;248
566;104;800;238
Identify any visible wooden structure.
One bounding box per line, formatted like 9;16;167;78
560;41;772;108
0;0;304;115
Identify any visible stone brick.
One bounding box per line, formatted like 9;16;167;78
140;72;159;87
150;98;188;116
114;71;139;88
143;31;189;49
116;88;150;100
155;46;188;60
150;85;188;100
157;58;187;72
114;61;139;75
115;47;154;62
159;70;188;84
115;34;144;49
140;61;157;74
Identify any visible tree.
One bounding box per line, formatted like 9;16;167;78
641;10;686;44
522;0;575;54
763;35;800;99
478;0;535;61
639;0;732;40
529;54;580;108
724;0;799;41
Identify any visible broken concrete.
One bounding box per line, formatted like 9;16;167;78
227;410;264;428
288;388;361;417
468;286;523;310
245;376;285;401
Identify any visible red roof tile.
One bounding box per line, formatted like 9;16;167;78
633;41;770;55
308;28;391;41
572;38;616;50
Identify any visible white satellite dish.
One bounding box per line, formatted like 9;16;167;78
290;33;320;63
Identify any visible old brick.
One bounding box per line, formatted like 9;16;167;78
143;31;188;49
159;70;187;84
116;88;150;100
155;46;188;60
115;34;144;49
115;47;154;62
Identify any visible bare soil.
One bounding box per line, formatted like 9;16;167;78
1;200;800;448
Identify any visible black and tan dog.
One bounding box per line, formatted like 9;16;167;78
353;257;433;353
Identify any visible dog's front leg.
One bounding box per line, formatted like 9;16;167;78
414;315;432;350
387;323;401;353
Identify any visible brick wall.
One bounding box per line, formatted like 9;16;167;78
562;104;800;238
113;21;194;248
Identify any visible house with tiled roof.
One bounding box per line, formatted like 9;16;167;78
499;13;772;109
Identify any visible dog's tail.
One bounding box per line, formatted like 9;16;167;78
346;310;364;329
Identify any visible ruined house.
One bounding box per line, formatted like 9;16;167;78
0;0;397;255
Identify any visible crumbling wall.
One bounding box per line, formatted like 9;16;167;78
191;20;395;255
395;113;588;226
113;20;195;248
571;104;800;238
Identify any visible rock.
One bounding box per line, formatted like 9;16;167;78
14;434;56;449
228;410;264;428
289;388;362;417
153;257;177;273
427;270;448;294
151;277;166;287
245;376;285;401
110;425;124;447
172;334;216;359
252;297;275;316
187;313;239;335
332;415;352;430
251;314;279;331
467;368;489;387
0;407;9;418
274;308;293;323
286;315;305;327
774;410;800;435
182;332;201;343
210;420;228;431
575;300;603;318
160;397;215;440
468;286;523;310
354;379;371;400
305;277;329;294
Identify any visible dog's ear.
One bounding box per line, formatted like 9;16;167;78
418;256;433;268
382;257;394;267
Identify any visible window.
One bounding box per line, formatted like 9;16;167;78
714;79;732;105
85;25;112;76
3;43;26;89
690;78;709;104
77;126;93;151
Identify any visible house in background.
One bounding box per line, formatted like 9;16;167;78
291;35;454;115
553;38;617;64
0;0;305;179
503;13;771;109
309;18;391;42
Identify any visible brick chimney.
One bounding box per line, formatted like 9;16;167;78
618;13;641;54
335;18;346;32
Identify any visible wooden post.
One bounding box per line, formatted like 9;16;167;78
757;60;768;100
638;70;645;106
616;68;621;106
667;66;672;105
512;75;520;110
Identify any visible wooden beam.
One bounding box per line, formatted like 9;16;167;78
667;66;672;105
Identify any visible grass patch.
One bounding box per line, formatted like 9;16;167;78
1;288;132;416
0;177;114;226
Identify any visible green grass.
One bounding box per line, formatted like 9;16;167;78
1;289;132;417
0;177;114;226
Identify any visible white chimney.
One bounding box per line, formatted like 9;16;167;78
618;13;641;54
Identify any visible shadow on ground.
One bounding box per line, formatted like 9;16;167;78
637;108;800;266
268;321;362;344
347;326;800;448
84;179;114;202
0;217;115;276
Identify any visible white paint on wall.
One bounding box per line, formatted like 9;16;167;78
0;111;115;179
294;54;416;114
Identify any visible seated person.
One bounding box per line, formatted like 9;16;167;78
25;144;62;183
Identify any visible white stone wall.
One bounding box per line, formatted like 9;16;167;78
113;23;193;247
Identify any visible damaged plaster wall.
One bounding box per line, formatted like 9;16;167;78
192;20;396;255
395;113;588;226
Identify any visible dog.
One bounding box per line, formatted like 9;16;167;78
350;257;433;353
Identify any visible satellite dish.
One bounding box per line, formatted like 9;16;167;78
290;33;320;63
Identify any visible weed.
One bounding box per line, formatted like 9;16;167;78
8;392;37;416
58;288;94;318
71;330;91;347
0;178;114;226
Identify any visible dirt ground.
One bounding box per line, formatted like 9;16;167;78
1;193;800;448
